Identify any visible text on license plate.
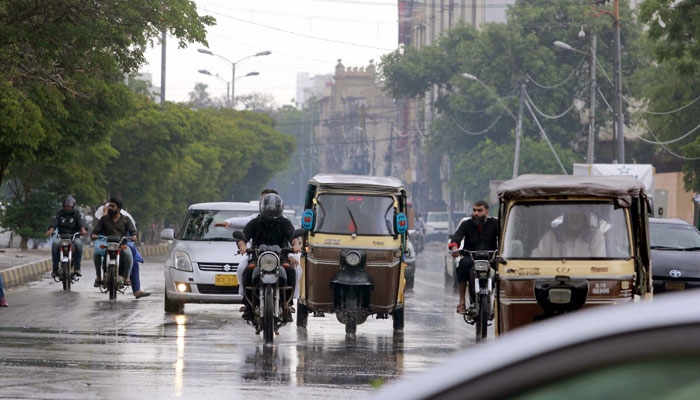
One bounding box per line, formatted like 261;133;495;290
665;282;685;291
215;274;238;286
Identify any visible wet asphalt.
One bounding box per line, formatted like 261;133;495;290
0;243;489;399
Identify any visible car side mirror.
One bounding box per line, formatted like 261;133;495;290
232;231;246;241
160;228;174;241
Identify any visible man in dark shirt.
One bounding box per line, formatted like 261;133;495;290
449;200;499;315
91;197;138;287
239;193;296;321
46;196;88;278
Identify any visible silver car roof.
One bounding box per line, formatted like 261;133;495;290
372;290;700;400
188;202;259;211
649;217;694;226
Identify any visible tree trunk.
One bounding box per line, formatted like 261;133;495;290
20;236;28;250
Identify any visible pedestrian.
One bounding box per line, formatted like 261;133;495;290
0;273;8;307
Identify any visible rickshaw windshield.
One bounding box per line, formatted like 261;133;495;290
315;194;395;236
502;201;631;259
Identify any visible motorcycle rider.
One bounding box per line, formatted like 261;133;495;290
238;193;297;322
91;197;137;287
46;196;88;278
449;200;499;315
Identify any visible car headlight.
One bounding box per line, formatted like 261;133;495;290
259;252;279;273
345;251;361;267
175;251;193;272
474;260;490;272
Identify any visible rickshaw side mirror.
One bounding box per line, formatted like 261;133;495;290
394;212;408;235
302;209;315;231
232;231;246;241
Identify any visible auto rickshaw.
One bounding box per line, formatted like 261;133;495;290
296;173;409;334
495;174;652;334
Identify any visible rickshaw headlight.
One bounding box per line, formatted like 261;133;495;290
549;288;572;304
259;253;279;273
474;260;490;272
345;251;361;267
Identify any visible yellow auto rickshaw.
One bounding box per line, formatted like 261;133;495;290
296;174;409;334
496;174;652;333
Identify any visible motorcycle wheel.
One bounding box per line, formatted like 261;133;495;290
108;265;117;301
344;287;359;335
263;286;275;344
476;293;489;342
296;303;309;328
392;306;404;331
61;262;71;292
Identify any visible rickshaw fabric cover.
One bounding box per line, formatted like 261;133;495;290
497;175;647;207
309;173;404;192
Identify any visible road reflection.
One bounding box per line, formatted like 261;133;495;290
174;314;186;397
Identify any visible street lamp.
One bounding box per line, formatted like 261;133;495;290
554;36;597;164
198;69;261;108
461;73;521;178
197;48;271;105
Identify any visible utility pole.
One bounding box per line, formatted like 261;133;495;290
160;30;166;105
587;34;597;164
231;63;236;108
613;0;625;163
513;81;525;178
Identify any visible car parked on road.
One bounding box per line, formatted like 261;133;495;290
374;290;700;400
161;202;258;313
650;218;700;294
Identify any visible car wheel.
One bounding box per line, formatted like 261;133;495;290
164;289;184;314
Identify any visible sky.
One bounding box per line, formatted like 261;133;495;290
143;0;401;107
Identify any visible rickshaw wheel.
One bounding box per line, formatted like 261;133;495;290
297;303;309;328
392;307;404;331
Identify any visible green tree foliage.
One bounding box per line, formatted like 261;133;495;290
0;0;214;247
380;0;645;201
638;0;700;192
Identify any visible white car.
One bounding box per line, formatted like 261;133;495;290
161;202;259;313
425;211;449;240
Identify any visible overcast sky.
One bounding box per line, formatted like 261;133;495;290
143;0;400;107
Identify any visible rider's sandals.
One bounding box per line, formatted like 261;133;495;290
456;303;467;314
290;306;296;313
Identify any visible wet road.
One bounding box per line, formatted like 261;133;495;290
0;243;489;399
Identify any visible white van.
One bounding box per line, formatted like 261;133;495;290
426;211;449;240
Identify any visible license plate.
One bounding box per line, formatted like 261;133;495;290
215;274;238;286
665;282;685;291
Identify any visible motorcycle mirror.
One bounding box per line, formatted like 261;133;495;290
293;228;306;238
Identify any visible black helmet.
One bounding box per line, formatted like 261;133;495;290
63;196;76;208
260;193;284;221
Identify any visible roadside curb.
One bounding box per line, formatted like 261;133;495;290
1;244;169;289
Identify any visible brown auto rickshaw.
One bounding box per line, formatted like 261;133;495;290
296;174;409;334
496;174;652;334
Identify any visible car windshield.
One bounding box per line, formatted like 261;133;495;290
650;222;700;250
315;194;395;235
180;209;254;241
428;212;448;222
502;201;631;259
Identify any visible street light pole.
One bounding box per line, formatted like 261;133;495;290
514;82;525;178
588;34;597;164
197;49;271;109
613;0;625;163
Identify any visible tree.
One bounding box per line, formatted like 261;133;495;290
188;82;213;109
234;92;276;112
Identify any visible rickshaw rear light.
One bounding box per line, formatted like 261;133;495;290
549;288;572;304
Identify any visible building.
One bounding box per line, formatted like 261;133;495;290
296;72;334;109
315;60;400;177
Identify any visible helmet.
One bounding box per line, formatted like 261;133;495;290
260;193;284;221
63;196;76;209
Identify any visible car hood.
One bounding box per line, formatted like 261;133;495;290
651;249;700;278
175;240;239;264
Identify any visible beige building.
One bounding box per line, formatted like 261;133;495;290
315;60;400;176
655;172;699;225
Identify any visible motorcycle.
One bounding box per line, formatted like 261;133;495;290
53;232;82;291
95;235;129;301
452;249;496;342
235;231;294;345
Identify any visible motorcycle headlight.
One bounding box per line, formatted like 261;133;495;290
175;251;193;272
108;242;120;251
259;252;279;273
474;260;490;272
345;251;361;267
61;239;71;247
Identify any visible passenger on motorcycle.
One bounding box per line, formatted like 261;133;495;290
46;196;88;278
238;193;297;322
449;200;499;315
90;197;138;287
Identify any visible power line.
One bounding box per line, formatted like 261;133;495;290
313;0;591;8
524;88;575;120
205;10;395;51
634;94;700;116
523;96;569;174
643;121;700;161
525;56;586;90
447;110;507;136
635;119;700;146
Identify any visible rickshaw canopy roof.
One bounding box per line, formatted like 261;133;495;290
497;174;647;207
309;173;405;193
